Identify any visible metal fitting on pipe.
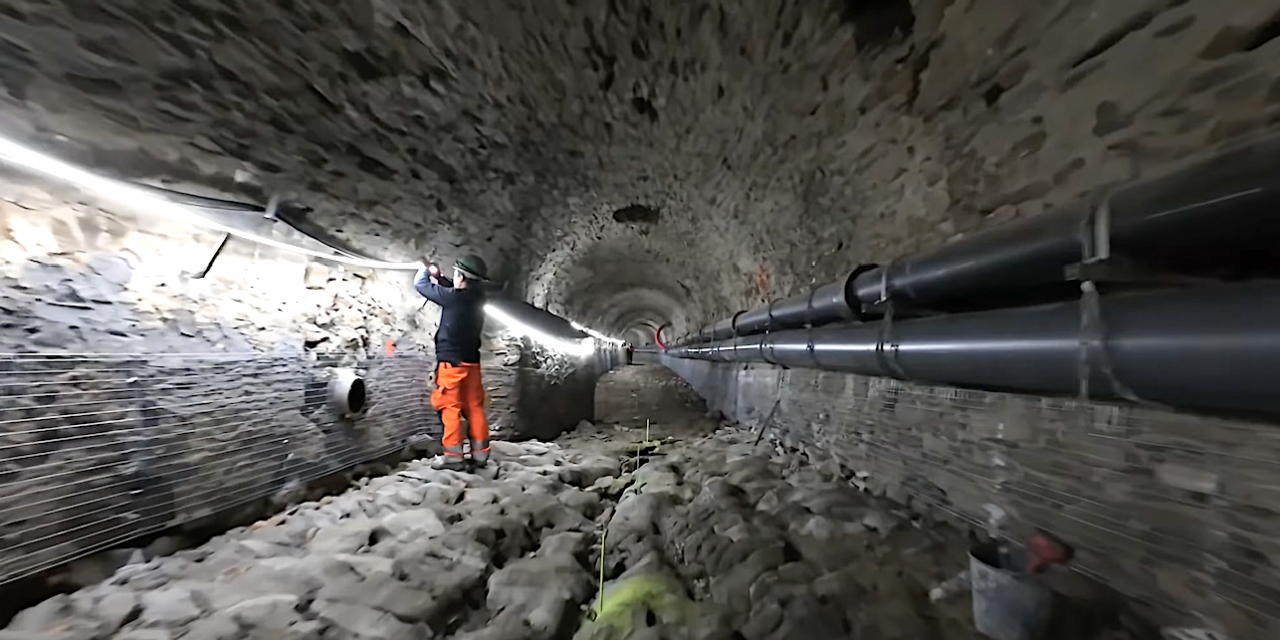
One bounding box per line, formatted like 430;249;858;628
667;281;1280;418
686;136;1280;345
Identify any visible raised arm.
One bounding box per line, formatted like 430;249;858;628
414;265;459;307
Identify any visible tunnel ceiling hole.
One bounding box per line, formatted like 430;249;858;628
841;0;915;50
612;204;660;224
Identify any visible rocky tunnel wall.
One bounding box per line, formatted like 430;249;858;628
663;356;1280;639
0;177;616;590
1;0;1280;634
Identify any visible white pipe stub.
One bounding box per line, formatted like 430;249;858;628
328;368;367;418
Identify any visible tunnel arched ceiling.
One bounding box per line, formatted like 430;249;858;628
2;0;1278;336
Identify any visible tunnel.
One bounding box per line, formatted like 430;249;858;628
1;1;1279;639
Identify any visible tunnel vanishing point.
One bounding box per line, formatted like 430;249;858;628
1;1;1280;639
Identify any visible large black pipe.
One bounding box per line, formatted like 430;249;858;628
682;136;1280;344
668;281;1280;417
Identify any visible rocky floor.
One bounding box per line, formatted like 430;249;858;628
2;365;1142;640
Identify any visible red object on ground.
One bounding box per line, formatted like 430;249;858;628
1026;531;1073;574
655;323;669;351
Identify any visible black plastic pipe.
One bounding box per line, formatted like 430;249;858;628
681;136;1280;344
667;281;1280;417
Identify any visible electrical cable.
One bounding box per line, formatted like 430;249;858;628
0;132;627;349
0;134;420;270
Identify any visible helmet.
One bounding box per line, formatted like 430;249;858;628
454;254;490;282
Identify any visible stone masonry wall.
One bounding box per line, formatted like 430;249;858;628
0;176;612;586
665;356;1280;639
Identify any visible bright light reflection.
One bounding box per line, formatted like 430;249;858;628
0;132;624;355
486;303;595;357
0;133;422;271
571;320;625;345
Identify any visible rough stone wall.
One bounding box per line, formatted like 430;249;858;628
0;176;613;585
665;356;1280;639
2;0;1278;339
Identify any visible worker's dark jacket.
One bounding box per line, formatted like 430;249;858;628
415;268;485;365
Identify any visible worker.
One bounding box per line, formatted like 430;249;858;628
415;254;490;471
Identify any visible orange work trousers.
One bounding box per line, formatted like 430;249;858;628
431;362;490;463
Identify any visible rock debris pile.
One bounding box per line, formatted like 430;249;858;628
3;421;1135;640
2;440;620;640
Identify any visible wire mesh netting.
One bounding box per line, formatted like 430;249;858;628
671;360;1280;640
0;351;436;585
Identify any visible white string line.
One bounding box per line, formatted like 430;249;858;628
0;401;427;542
0;377;424;441
0;435;417;583
0;350;417;360
0;351;392;361
5;410;425;540
863;422;1280;512
1;383;348;417
806;391;1280;466
804;426;1280;612
0;394;426;495
0;379;424;458
784;420;1275;584
0;354;399;373
800;388;1280;472
828;418;1264;513
804;380;1280;436
0;383;425;478
0;407;437;522
0;389;425;481
0;366;373;389
0;360;430;389
0;364;428;402
0;355;373;369
834;430;1269;571
810;442;1280;623
1;433;422;560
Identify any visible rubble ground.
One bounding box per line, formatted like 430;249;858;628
1;365;1140;640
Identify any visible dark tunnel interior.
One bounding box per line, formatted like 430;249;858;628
1;1;1280;639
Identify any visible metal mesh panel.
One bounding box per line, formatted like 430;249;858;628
667;357;1280;639
0;351;435;585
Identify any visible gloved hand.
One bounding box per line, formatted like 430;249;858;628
422;260;442;282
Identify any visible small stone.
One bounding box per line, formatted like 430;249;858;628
227;594;300;629
94;591;140;633
330;554;396;579
1155;463;1219;495
313;600;420;640
861;510;898;535
9;595;73;631
308;520;376;554
181;612;240;640
140;588;202;626
87;253;133;286
304;263;330;289
379;509;445;539
115;630;172;640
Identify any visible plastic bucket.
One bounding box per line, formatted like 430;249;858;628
970;542;1054;640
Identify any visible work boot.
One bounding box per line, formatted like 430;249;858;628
432;456;468;472
469;457;488;471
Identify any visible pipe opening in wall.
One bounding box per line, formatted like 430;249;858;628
328;369;367;417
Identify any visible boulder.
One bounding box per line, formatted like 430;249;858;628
308;520;376;554
226;594;301;629
139;588;203;626
313;600;421;640
378;509;446;540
